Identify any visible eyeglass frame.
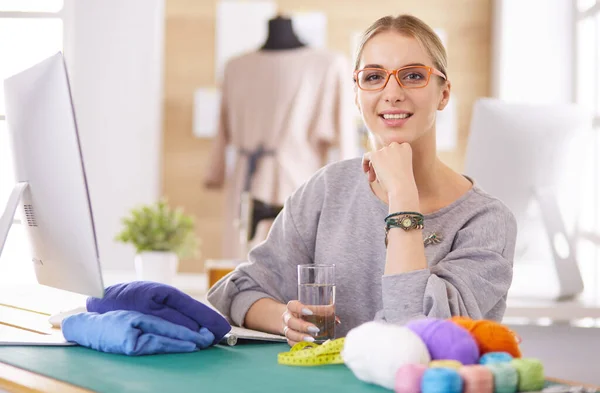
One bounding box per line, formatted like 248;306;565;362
353;65;447;91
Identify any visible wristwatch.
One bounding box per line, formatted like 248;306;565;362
384;213;424;247
387;214;424;231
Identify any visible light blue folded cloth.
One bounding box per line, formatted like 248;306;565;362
62;310;215;356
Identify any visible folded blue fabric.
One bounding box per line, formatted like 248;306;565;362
86;281;230;344
62;310;215;356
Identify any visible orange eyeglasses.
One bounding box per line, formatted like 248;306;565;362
354;65;447;91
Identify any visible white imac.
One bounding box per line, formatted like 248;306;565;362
0;52;104;298
464;98;591;301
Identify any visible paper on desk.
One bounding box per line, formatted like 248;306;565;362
0;324;76;346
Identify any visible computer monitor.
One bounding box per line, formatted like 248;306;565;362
464;98;592;300
0;52;104;298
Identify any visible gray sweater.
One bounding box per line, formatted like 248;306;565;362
207;158;517;337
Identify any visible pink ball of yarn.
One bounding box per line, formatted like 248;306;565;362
395;363;427;393
406;318;480;365
459;365;494;393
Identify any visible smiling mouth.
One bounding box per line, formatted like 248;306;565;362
380;113;413;120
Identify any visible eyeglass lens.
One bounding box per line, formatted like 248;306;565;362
357;67;430;90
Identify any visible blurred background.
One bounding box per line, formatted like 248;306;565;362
1;0;600;384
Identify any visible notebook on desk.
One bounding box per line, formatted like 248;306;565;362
220;326;287;346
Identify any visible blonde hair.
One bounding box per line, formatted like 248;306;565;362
354;15;448;80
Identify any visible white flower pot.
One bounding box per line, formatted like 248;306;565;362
134;251;179;285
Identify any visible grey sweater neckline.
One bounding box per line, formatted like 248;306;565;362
359;169;478;220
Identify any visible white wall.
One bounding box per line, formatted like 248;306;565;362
63;0;165;270
492;0;574;104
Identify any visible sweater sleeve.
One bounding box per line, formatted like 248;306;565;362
206;171;324;327
375;200;517;324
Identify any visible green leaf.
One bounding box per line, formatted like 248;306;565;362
114;199;199;259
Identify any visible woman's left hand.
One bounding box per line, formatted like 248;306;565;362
362;142;418;199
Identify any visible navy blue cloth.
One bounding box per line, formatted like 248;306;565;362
86;281;230;344
62;310;215;356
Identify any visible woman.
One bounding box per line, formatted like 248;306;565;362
207;14;517;346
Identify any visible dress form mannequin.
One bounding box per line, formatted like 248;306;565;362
261;15;305;50
233;15;302;252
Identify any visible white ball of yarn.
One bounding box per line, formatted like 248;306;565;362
341;321;431;390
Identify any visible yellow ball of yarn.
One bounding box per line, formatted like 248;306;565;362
430;360;462;370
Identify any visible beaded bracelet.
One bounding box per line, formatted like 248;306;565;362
384;211;424;222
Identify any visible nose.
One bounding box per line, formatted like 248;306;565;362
382;73;406;103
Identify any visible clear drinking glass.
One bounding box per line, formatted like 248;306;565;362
297;264;335;343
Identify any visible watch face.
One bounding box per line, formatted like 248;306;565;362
401;217;413;228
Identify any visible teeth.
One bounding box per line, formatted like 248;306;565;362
382;113;411;119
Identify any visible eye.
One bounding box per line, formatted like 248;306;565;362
365;72;384;81
404;72;425;80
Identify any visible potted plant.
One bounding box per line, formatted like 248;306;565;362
115;200;199;284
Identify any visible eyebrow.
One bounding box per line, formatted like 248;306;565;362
362;62;426;69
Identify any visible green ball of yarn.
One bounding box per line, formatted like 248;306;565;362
484;363;518;393
511;358;544;391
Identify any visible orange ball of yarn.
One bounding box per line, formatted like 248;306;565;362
449;317;521;358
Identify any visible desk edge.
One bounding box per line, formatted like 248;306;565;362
546;376;600;390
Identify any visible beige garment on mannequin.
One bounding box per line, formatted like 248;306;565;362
205;47;358;259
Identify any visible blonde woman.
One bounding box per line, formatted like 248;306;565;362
208;14;517;346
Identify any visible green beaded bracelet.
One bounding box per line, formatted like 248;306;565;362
384;211;424;222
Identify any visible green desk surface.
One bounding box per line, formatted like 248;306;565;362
0;343;595;393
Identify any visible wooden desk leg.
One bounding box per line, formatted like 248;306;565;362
0;361;94;393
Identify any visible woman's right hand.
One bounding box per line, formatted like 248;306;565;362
281;300;321;347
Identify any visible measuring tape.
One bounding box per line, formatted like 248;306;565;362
277;338;346;366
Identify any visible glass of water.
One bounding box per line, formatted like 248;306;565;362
297;264;335;343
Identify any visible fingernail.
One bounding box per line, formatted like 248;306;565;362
301;308;313;316
303;336;315;342
307;326;320;334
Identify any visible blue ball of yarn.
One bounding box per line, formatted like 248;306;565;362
407;318;480;365
480;352;514;365
484;363;518;393
421;367;463;393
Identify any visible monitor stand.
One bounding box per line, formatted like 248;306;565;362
0;181;82;346
0;182;29;259
510;187;585;301
535;187;584;300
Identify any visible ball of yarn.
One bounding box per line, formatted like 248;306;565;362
479;351;514;365
449;316;522;358
406;318;480;365
484;363;518;393
511;358;545;391
421;367;463;393
459;365;494;393
429;360;462;370
395;363;427;393
342;321;431;390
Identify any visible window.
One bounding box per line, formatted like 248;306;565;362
575;0;600;304
0;1;64;286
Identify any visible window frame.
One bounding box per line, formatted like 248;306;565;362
0;4;67;253
0;6;67;117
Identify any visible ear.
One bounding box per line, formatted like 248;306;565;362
354;86;362;114
437;80;451;110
